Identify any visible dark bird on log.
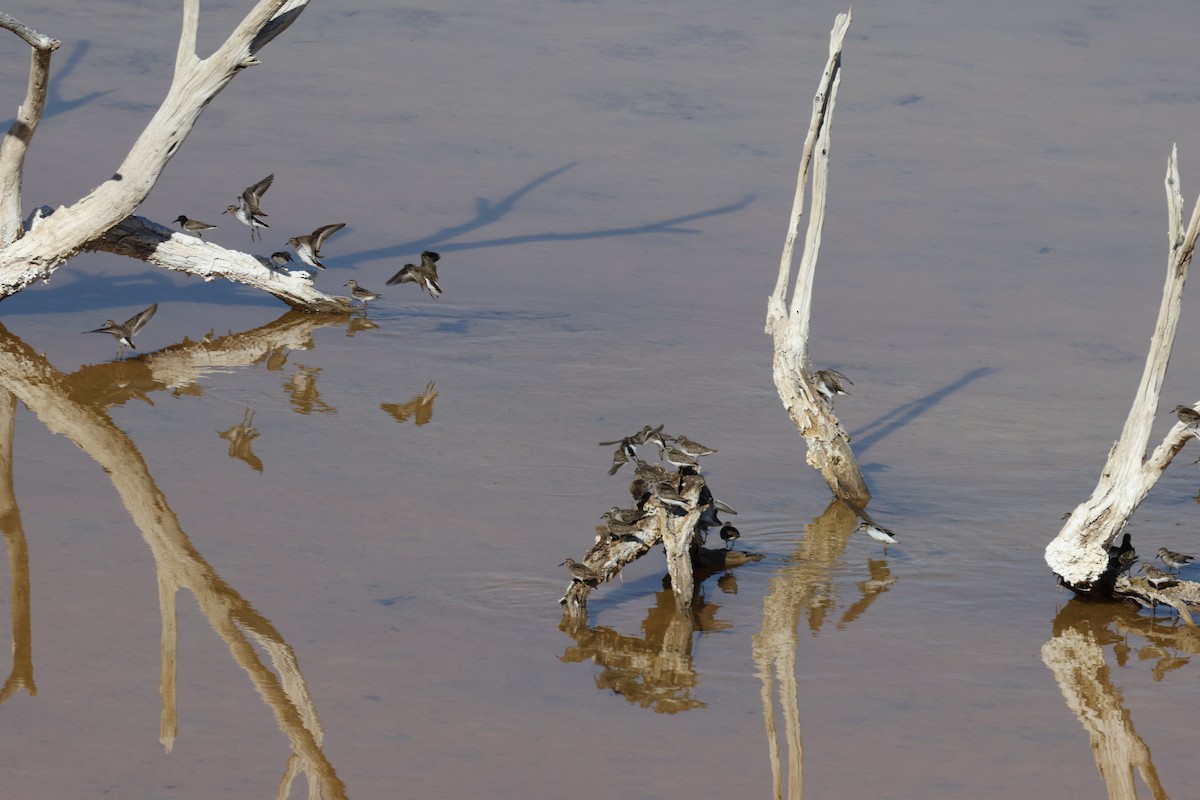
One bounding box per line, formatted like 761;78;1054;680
719;522;741;551
560;558;600;585
1157;547;1194;572
173;215;216;237
1108;533;1137;575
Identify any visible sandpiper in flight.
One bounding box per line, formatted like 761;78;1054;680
223;174;274;241
85;303;158;356
386;250;443;298
814;369;853;401
288;223;346;269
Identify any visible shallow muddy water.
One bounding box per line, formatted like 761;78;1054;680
1;1;1200;797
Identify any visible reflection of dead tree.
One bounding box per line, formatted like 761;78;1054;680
0;390;35;701
753;499;893;800
0;325;346;798
381;381;439;425
1047;148;1200;621
0;4;351;310
1042;602;1175;800
764;9;868;503
559;582;729;714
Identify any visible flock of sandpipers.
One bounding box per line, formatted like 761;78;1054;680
87;174;447;356
1108;531;1195;589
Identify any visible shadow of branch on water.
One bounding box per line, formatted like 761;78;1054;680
850;366;999;455
339;161;755;264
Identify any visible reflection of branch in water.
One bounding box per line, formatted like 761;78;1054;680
559;582;729;714
0;323;347;798
285;365;336;416
753;499;896;800
381;381;438;425
0;391;35;701
217;407;263;473
1042;601;1177;800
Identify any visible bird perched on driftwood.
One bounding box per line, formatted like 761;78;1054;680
1174;404;1200;426
1139;563;1178;589
1108;532;1137;575
560;558;600;586
387;251;443;299
173;215;216;238
813;368;853;402
719;522;741;551
1157;547;1194;572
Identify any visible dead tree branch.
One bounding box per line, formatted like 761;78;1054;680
764;10;869;502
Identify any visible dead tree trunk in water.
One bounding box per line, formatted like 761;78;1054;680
0;3;348;311
764;10;870;503
1046;146;1200;622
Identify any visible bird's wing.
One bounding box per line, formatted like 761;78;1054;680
242;174;275;214
311;223;347;253
386;266;417;286
125;303;158;334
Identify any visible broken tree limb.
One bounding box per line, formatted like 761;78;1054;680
764;10;869;503
1047;146;1200;612
0;3;336;310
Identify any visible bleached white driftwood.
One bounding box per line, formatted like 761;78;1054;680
1047;146;1200;610
0;3;344;312
764;10;869;502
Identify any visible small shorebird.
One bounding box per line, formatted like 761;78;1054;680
1157;547;1195;572
719;522;741;551
663;446;699;473
603;506;649;526
814;369;853;401
1140;563;1178;589
629;478;651;507
223;174;274;241
173;215;216;238
85;303;157;356
604;518;644;540
671;435;717;459
386;250;442;298
343;279;381;308
654;481;690;510
270;251;294;269
288;223;346;269
1175;405;1200;426
858;521;898;548
560;558;600;585
1108;533;1137;574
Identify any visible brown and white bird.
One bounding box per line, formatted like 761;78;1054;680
1157;547;1194;572
173;215;217;238
343;279;381;308
1175;405;1200;426
814;369;853;401
1140;563;1178;589
386;251;443;299
287;223;346;269
85;303;158;355
560;558;600;585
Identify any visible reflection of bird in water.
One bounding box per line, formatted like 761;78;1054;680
1157;546;1194;572
717;573;738;594
284;365;336;415
1152;655;1191;682
381;381;438;425
719;523;741;550
560;558;600;586
1139;564;1177;589
85;303;157;357
1108;533;1137;575
217;408;263;473
813;368;853;401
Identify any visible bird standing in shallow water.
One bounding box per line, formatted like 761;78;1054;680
85;303;157;357
386;251;442;298
343;279;381;308
719;522;741;551
858;521;898;552
1157;547;1194;572
288;223;346;269
560;558;600;585
173;215;216;238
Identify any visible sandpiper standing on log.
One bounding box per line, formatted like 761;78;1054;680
1108;532;1137;575
1157;547;1195;572
343;279;381;308
1140;563;1178;589
173;215;216;238
560;558;600;586
288;223;346;270
813;369;853;401
719;522;741;551
386;251;443;299
1175;405;1200;426
85;303;158;356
